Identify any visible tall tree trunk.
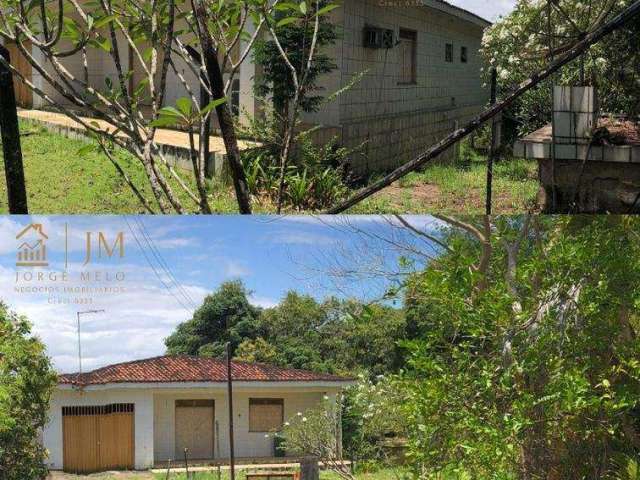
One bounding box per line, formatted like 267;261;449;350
193;1;252;214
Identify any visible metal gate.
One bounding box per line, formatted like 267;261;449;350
62;403;135;473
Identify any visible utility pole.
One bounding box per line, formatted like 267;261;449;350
226;342;236;480
0;44;28;214
76;309;105;383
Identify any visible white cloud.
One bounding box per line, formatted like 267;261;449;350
447;0;516;21
249;295;279;309
273;231;337;245
223;260;252;278
1;257;207;373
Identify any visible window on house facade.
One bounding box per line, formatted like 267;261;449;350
397;29;417;84
249;398;284;432
461;46;468;63
445;43;453;63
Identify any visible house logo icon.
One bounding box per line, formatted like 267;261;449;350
16;224;49;267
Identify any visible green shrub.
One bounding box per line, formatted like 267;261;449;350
240;110;352;210
0;304;57;480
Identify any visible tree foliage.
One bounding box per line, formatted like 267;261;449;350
165;280;261;357
253;1;338;116
280;395;353;479
401;216;640;479
482;0;640;137
0;304;57;480
163;217;640;479
166;286;406;377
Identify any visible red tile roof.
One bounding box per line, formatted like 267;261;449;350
59;355;353;386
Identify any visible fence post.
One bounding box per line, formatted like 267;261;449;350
183;447;190;480
165;458;172;480
0;44;28;214
300;456;319;480
485;68;498;215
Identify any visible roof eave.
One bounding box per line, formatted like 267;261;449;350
57;379;356;391
423;0;491;29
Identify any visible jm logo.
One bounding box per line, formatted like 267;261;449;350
15;223;125;268
83;232;125;265
16;224;49;267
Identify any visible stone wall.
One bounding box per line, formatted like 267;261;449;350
538;159;640;213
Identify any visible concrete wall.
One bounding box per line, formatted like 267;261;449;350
153;387;337;462
43;388;155;470
300;0;488;173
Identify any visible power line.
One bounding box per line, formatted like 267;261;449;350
124;217;195;316
133;216;198;310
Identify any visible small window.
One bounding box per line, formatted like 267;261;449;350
397;29;417;85
445;43;453;63
461;46;468;63
249;398;284;432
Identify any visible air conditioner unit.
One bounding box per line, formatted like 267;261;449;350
363;26;394;49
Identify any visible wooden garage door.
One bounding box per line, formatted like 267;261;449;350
4;41;33;108
62;404;135;473
175;399;214;460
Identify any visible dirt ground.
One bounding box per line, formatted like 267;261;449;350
48;472;154;480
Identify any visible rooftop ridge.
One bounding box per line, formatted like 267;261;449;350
58;354;354;386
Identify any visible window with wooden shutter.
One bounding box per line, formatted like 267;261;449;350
397;29;417;85
249;398;284;432
445;43;453;63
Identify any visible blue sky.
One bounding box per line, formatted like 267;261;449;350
1;215;444;373
448;0;515;21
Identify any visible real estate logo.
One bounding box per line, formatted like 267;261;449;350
13;222;128;305
16;223;49;267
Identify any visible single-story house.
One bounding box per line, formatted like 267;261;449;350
42;355;354;473
4;0;489;173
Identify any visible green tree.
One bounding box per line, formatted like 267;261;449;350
165;287;407;377
401;216;640;479
165;280;261;357
482;0;640;138
322;301;407;377
0;304;57;480
235;337;282;364
253;293;406;375
253;4;338;118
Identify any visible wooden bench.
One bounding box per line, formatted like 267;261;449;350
245;472;300;480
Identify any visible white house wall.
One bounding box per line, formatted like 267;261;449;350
43;388;155;470
298;7;344;130
328;0;488;172
34;28;130;110
153;387;338;463
43;384;341;471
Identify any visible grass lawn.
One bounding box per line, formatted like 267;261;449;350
0;121;238;214
353;148;540;214
1;121;539;214
150;470;407;480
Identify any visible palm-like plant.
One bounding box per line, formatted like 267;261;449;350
609;454;640;480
